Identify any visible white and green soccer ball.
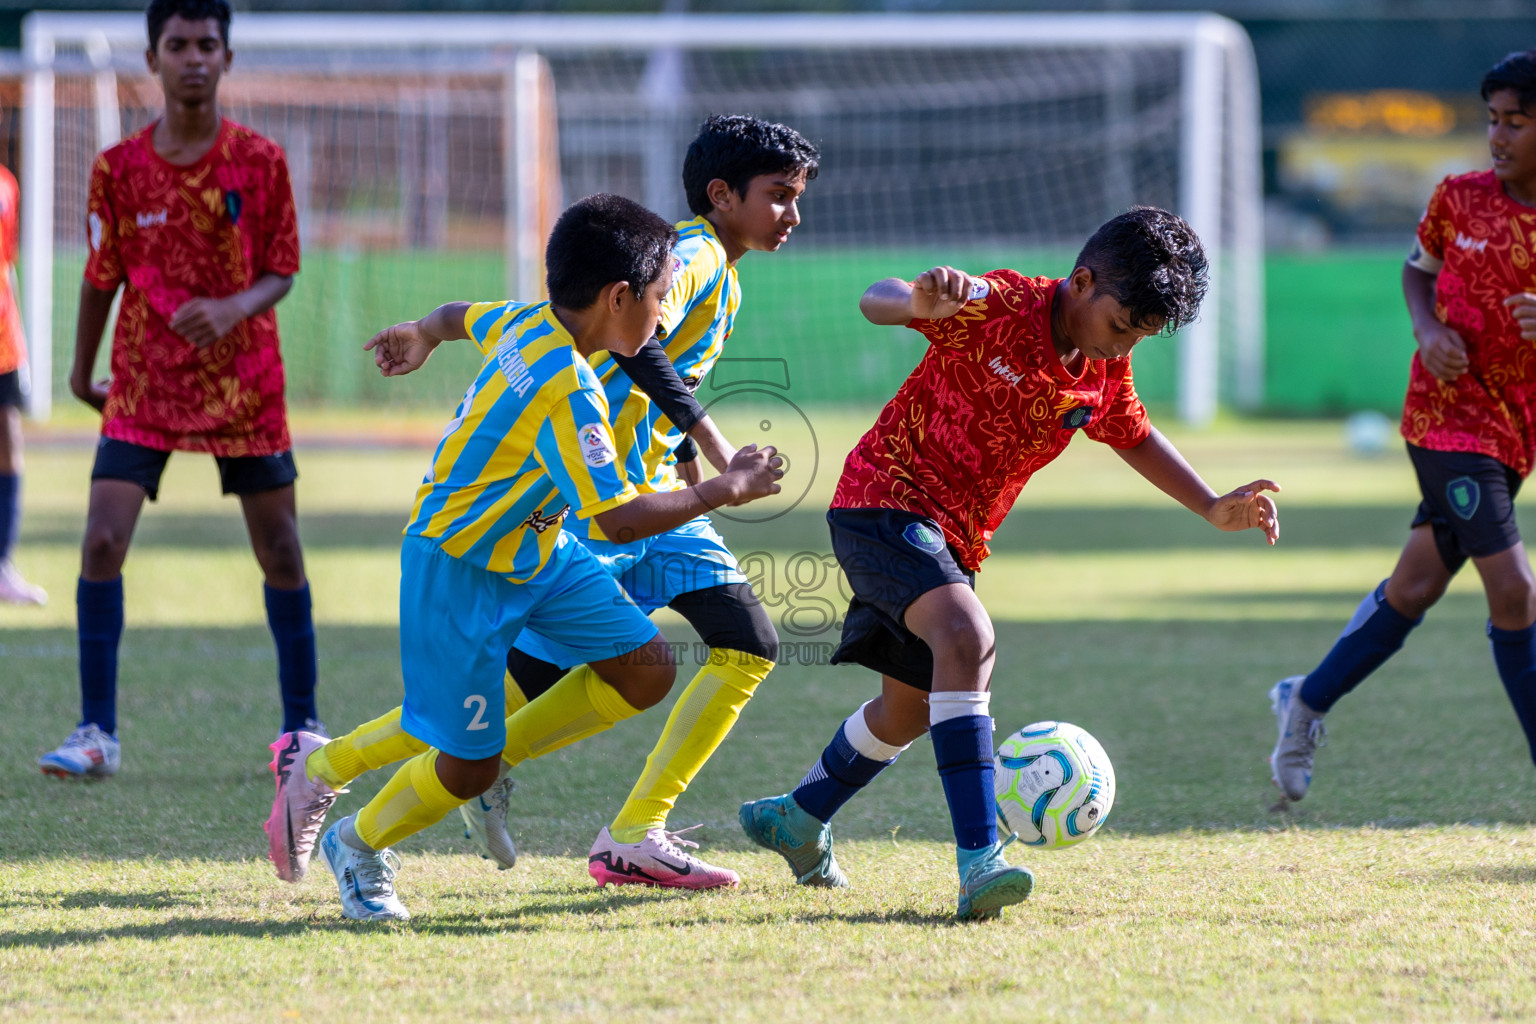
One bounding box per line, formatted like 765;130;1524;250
994;721;1116;847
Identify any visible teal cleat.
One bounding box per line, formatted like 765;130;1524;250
739;793;849;888
956;836;1034;921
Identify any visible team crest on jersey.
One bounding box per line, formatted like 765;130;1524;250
579;423;617;467
967;278;991;301
1447;476;1480;520
1061;406;1094;430
903;521;946;554
521;504;569;533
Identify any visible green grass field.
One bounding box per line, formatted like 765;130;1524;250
4;412;1536;1021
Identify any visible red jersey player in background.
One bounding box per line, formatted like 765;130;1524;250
739;207;1280;920
38;0;317;779
1269;50;1536;806
0;161;46;606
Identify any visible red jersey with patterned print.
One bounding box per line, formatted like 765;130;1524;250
832;270;1152;570
1402;170;1536;475
0;164;23;376
84;119;300;456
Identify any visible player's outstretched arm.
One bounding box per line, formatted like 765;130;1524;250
860;266;977;325
594;443;783;544
1505;292;1536;342
364;301;473;377
70;280;119;412
1115;428;1280;545
1404;264;1467;382
169;272;293;348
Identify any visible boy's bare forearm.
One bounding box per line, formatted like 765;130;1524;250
229;272;293;320
419;302;474;342
860;278;917;325
594;476;738;543
1114;428;1218;515
72;281;118;376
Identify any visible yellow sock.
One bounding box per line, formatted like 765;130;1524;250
608;650;773;843
503;670;529;716
354;750;466;850
500;665;642;769
306;706;430;790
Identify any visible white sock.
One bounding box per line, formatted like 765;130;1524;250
844;701;911;762
929;690;991;726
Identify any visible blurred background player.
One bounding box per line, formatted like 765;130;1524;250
0;158;44;607
1270;50;1536;804
739;208;1281;921
264;195;782;919
38;0;315;779
472;114;819;889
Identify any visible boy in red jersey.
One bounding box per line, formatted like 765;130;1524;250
1270;50;1536;804
740;207;1280;920
38;0;313;779
0;161;45;607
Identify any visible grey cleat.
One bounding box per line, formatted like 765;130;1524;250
458;772;517;870
1270;676;1327;802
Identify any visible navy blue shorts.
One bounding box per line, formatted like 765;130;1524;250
91;437;298;502
1407;444;1524;573
0;369;23;409
827;507;974;692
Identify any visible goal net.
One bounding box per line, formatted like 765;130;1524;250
19;12;1261;423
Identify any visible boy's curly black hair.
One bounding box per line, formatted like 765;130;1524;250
1073;206;1208;334
146;0;231;50
682;114;820;217
544;194;679;310
1482;50;1536;115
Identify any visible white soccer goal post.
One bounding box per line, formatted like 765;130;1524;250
19;11;1262;424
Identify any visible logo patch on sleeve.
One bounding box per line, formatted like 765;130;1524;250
578;423;617;468
1061;407;1094;430
88;212;103;252
967;277;991;301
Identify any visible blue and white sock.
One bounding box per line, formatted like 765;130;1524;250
0;472;18;564
1299;580;1420;713
264;582;319;733
930;690;997;856
792;701;909;823
1488;621;1536;767
77;576;124;735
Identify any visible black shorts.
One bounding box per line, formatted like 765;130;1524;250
827;507;974;691
91;437;298;502
0;369;23;409
1407;443;1523;573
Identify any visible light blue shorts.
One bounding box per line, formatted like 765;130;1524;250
398;533;658;759
514;515;745;668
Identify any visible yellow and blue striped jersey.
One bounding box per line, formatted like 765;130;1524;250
578;215;741;541
405;301;638;582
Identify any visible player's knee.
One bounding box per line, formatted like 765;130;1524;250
1487;574;1536;627
254;526;305;585
603;638;676;710
80;523;130;576
437;753;502;801
929;614;995;669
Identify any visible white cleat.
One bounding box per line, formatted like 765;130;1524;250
318;817;411;922
38;724;120;779
1270;676;1327;803
0;561;46;606
587;825;740;890
264;730;343;883
458;772;517;870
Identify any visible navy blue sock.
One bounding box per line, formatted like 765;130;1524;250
0;472;18;564
931;713;997;851
77;577;124;735
792;722;898;823
1299;580;1420;713
264;582;318;732
1488;621;1536;767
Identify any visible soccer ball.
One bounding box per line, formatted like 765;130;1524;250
994;721;1116;847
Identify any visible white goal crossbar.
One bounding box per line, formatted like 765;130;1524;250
21;11;1263;424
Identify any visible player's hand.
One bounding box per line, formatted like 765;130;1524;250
1505;293;1536;342
69;371;109;413
1204;478;1281;545
911;266;976;320
1413;319;1469;382
365;320;439;377
720;443;784;504
170;296;243;348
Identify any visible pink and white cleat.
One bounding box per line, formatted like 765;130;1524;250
587;825;741;890
0;561;46;606
264;730;342;883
